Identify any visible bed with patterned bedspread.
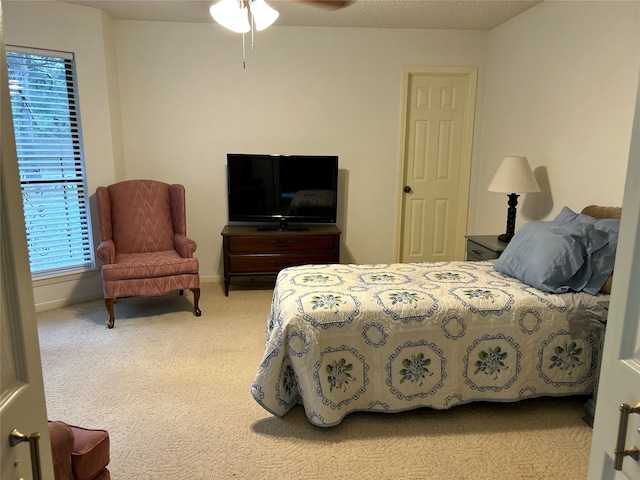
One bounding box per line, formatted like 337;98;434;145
251;260;608;427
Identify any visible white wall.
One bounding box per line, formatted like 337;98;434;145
113;21;489;280
3;0;639;309
471;0;640;235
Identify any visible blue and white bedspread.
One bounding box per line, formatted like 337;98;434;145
251;261;606;427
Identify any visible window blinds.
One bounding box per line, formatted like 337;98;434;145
6;47;94;276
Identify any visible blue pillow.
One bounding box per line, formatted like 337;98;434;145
494;220;608;294
552;206;620;241
552;206;619;293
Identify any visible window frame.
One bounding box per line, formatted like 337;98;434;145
6;45;95;279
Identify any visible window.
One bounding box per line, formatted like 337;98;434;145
6;46;94;277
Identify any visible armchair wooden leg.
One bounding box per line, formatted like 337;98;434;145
191;288;201;316
105;298;116;329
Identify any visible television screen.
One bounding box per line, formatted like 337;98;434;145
227;153;338;229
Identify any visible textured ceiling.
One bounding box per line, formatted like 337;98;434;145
60;0;542;30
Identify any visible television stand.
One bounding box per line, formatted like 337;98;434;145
221;224;341;296
257;226;309;232
256;218;308;232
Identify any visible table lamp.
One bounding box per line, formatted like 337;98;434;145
488;156;540;243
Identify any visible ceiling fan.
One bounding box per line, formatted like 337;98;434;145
210;0;354;34
210;0;354;67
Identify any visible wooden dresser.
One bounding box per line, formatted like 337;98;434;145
221;225;341;295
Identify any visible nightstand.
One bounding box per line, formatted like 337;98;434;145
465;235;507;261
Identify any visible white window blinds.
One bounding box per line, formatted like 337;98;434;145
6;47;94;276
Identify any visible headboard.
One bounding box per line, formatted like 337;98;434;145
581;205;622;220
581;205;622;293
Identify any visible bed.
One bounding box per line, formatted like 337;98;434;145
251;205;620;427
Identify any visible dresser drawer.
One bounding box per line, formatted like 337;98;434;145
467;239;501;261
221;225;342;295
228;253;337;273
227;235;337;254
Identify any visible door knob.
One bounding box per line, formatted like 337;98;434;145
403;186;412;193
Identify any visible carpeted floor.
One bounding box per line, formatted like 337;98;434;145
37;280;594;479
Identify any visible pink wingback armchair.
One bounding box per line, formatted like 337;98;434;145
48;421;110;480
96;180;201;328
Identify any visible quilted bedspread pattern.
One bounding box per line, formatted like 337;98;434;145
251;261;600;427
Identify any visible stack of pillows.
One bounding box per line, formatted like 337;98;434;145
493;206;620;295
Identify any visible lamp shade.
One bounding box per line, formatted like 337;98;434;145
251;0;280;31
488;156;540;194
210;0;251;33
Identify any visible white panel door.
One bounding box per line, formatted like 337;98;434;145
397;67;477;263
588;77;640;479
0;7;54;479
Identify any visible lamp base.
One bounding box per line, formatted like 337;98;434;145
499;193;520;244
497;233;512;243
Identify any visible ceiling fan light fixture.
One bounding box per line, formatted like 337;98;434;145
210;0;250;33
251;0;280;31
210;0;279;67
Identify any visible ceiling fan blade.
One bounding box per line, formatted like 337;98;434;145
293;0;354;9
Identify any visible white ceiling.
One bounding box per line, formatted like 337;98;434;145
60;0;542;30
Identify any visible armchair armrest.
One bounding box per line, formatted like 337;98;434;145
48;421;74;480
175;234;197;258
97;239;116;264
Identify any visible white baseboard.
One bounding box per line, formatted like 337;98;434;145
35;292;104;313
34;276;223;312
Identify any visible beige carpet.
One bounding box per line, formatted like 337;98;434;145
37;280;594;479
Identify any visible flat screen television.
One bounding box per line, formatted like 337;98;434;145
226;153;339;231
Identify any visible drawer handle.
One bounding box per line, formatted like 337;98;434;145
273;241;294;248
471;249;483;256
272;261;294;267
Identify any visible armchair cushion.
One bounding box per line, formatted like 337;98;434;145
101;250;199;281
70;426;110;480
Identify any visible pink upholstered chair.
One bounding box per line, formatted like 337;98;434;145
96;179;201;328
48;420;110;480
